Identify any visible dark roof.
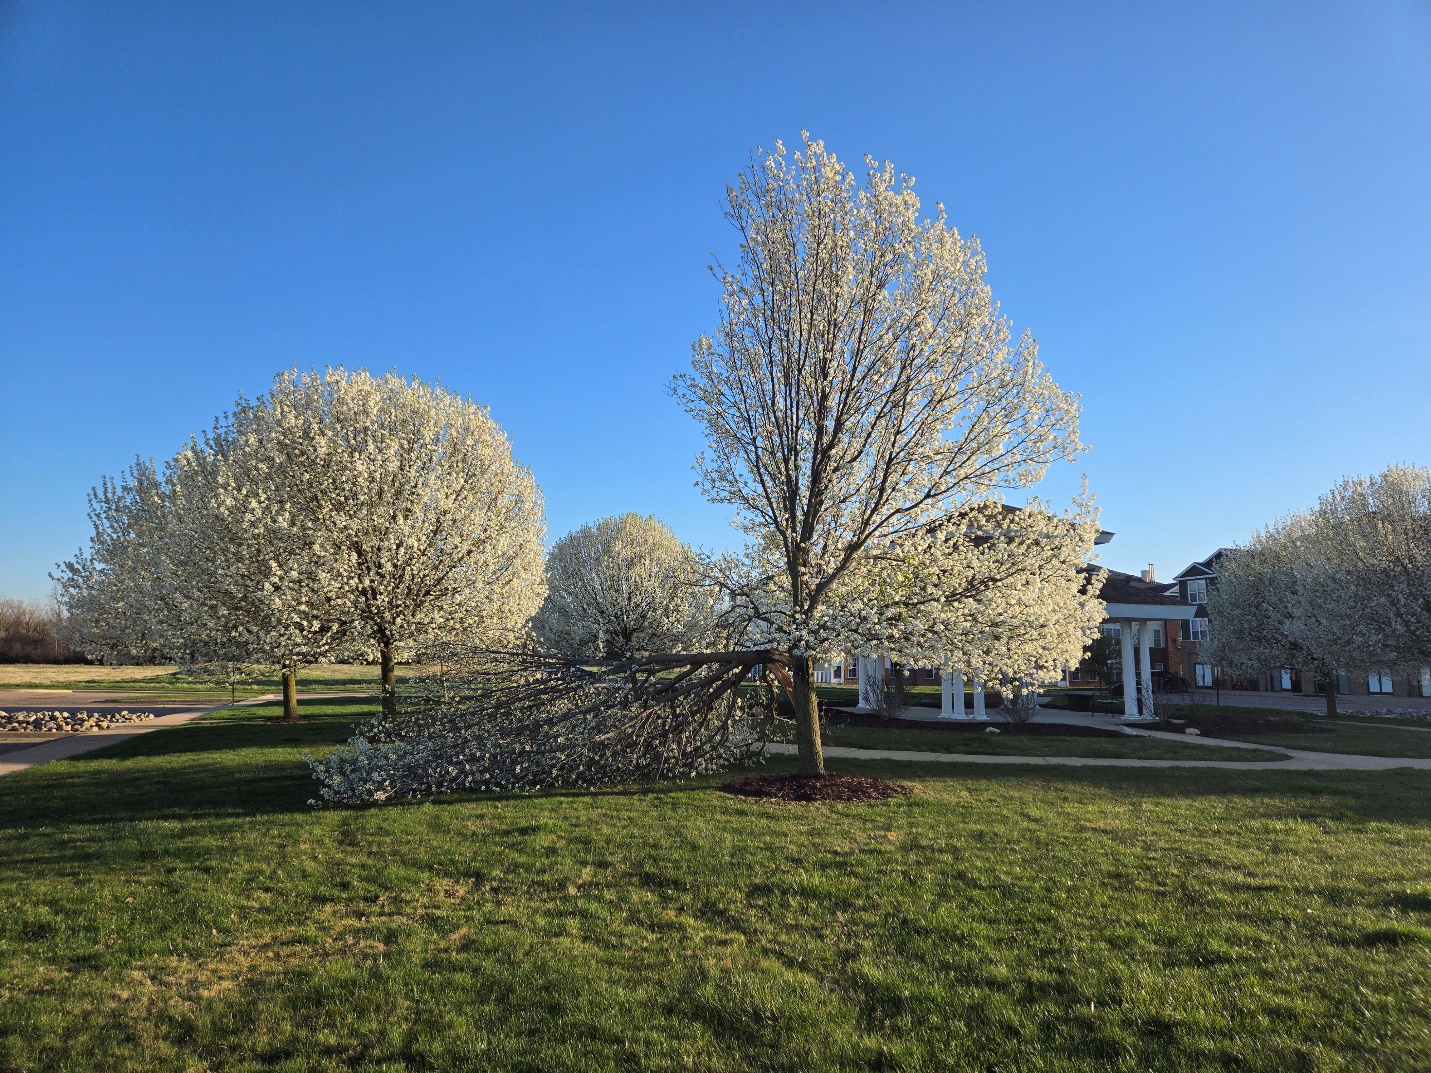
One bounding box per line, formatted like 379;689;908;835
1098;569;1185;606
1172;549;1233;581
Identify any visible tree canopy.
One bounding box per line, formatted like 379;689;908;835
673;134;1100;773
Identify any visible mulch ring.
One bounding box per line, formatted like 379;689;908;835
720;772;914;804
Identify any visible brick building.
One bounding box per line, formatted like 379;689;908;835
1173;550;1431;700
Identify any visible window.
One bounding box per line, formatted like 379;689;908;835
846;662;858;680
832;665;843;682
1101;623;1121;642
1186;579;1208;604
1152;663;1164;672
1368;671;1394;694
1195;664;1214;687
1069;669;1082;683
1188;618;1209;642
1152;626;1164;649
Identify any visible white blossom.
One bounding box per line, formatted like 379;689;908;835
672;134;1096;773
533;513;717;660
55;367;546;716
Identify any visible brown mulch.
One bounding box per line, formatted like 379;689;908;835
720;772;914;804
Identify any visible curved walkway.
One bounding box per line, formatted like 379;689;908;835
766;731;1431;771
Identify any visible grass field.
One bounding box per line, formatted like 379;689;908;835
1157;704;1431;758
1;700;1429;1070
0;663;393;698
776;721;1288;761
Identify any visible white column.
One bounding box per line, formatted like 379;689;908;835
953;672;967;718
857;655;883;710
1138;620;1154;719
1119;619;1138;718
972;678;986;719
940;661;953;718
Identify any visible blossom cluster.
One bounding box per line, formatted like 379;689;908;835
54;368;546;676
1207;464;1431;679
306;647;766;803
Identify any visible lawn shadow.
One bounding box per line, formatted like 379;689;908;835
0;703;375;829
825;756;1431;826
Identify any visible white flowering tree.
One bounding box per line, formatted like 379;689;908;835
54;459;195;666
1204;516;1345;715
1206;464;1431;716
190;369;547;714
57;368;546;719
533;513;717;660
1307;465;1431;672
674;135;1093;775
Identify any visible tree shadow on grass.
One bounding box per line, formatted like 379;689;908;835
827;756;1431;826
6;715;1430;835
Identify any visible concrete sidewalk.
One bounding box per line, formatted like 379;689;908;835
766;738;1431;772
0;694;280;778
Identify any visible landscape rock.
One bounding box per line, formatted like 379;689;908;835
0;709;157;734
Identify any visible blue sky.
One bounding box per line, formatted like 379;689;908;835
2;1;1428;600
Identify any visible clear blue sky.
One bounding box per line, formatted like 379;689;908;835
3;1;1428;600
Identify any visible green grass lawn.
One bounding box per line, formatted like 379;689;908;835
1223;721;1431;758
779;722;1288;761
0;663;395;699
1;701;1430;1071
1158;704;1431;758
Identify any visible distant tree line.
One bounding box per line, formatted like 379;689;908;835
0;598;88;664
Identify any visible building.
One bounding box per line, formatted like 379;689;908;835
1172;550;1431;699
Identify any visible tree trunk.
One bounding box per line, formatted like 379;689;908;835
380;644;397;716
282;662;298;719
790;656;825;777
1324;677;1338;719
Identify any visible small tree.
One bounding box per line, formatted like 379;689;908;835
533;513;716;660
674;135;1091;776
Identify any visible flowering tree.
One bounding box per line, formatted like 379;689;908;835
56;368;545;718
192;369;546;714
54;459;189;666
533;513;717;660
1307;465;1431;672
673;135;1093;774
1206;464;1431;715
1204;516;1345;715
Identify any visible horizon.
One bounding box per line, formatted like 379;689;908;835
3;2;1428;599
